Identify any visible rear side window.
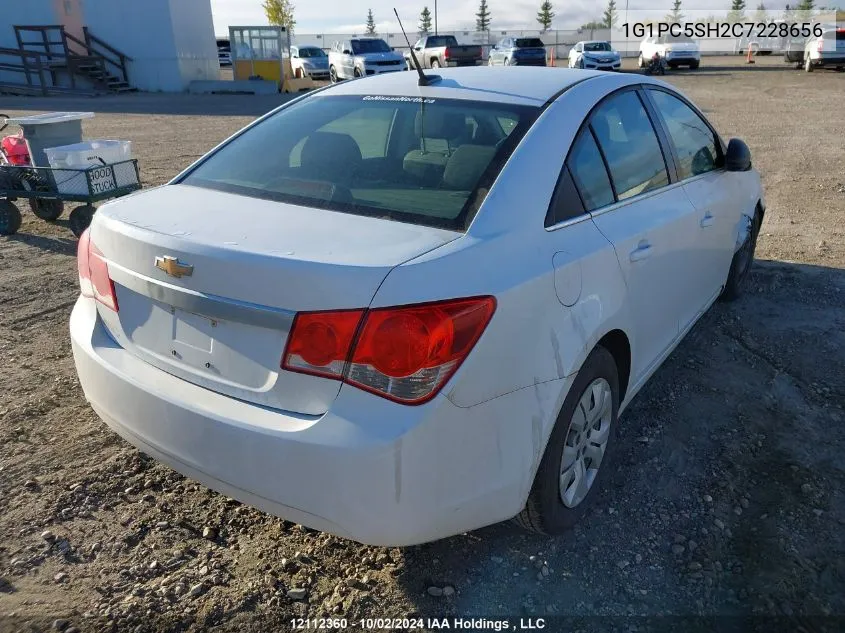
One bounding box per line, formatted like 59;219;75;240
516;38;544;47
590;91;669;201
182;96;536;231
566;130;614;211
648;89;722;180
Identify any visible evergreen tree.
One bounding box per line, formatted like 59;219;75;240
603;0;618;28
537;1;555;31
365;8;377;35
666;0;684;23
419;6;433;35
728;0;747;22
476;0;492;32
753;2;768;22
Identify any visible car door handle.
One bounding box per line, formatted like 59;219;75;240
629;242;653;262
700;213;715;228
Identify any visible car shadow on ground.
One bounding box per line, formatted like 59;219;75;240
392;260;845;621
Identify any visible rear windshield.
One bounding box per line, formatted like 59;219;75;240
515;38;545;48
351;39;390;53
427;36;459;47
298;47;326;58
181;96;537;231
584;41;611;51
660;34;695;43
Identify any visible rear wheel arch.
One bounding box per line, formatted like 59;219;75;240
595;330;631;404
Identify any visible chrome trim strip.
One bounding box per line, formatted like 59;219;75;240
108;264;295;330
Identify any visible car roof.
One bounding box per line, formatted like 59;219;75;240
320;67;616;106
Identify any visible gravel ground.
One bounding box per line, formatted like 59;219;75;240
1;58;844;632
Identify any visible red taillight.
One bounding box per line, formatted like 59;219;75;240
281;296;496;405
76;228;118;311
443;48;451;60
282;309;364;379
817;38;825;52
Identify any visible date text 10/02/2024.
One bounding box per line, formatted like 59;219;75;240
290;617;547;630
621;21;825;39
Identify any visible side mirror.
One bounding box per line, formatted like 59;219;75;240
725;138;752;172
343;49;352;55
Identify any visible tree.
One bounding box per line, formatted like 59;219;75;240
476;0;492;32
579;21;606;31
602;0;618;28
666;0;683;23
262;0;296;32
795;0;815;19
419;6;433;35
753;2;768;22
727;0;747;22
365;9;377;35
537;1;555;31
782;3;795;20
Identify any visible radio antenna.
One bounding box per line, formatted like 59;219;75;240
393;8;441;86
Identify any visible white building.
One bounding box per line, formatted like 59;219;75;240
0;0;219;92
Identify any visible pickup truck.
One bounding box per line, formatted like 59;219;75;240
328;38;406;82
404;35;483;69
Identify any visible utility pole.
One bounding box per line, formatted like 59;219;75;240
434;0;438;34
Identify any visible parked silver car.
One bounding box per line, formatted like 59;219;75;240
291;45;329;80
328;38;405;82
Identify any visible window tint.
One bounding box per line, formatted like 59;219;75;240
590;91;669;201
648;90;721;180
566;130;614;211
515;38;544;47
182;96;536;231
546;167;586;226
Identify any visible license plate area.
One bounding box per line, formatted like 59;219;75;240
171;308;215;363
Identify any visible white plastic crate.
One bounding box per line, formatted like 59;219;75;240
44;139;133;170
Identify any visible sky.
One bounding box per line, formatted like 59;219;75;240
209;0;834;36
211;0;633;36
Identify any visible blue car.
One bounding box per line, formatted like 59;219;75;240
487;37;547;67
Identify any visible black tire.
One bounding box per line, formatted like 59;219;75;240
805;55;813;72
689;60;700;69
514;345;620;535
69;204;96;238
720;210;761;302
329;65;338;83
353;67;362;78
19;170;64;221
0;199;22;236
431;59;441;69
637;53;644;68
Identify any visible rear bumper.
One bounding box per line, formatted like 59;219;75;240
445;59;484;67
71;298;565;545
512;59;548;66
811;55;845;66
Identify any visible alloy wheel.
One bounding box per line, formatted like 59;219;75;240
559;378;613;508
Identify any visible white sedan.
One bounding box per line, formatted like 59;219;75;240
71;67;764;546
568;40;621;70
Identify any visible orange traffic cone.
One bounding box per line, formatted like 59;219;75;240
746;43;755;64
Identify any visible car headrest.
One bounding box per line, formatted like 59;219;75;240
442;145;497;190
415;110;466;140
300;131;362;179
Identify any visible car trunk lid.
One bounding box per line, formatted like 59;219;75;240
90;184;459;415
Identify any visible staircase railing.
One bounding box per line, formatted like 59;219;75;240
0;47;49;95
82;27;132;84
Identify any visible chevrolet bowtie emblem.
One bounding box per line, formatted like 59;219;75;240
154;255;193;278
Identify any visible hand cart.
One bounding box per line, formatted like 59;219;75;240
0;114;142;238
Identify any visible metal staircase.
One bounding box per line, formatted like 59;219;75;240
0;25;135;96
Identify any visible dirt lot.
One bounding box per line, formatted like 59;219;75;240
1;57;844;632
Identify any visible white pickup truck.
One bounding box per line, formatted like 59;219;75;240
328;38;406;82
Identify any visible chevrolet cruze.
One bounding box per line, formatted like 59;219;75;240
71;67;764;545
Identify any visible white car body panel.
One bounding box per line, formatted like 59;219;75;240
70;68;763;545
640;37;701;65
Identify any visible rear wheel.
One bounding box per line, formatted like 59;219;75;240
805;55;814;72
69;204;96;238
0;199;22;236
689;60;700;69
431;59;441;69
514;346;619;535
637;53;644;68
329;65;338;83
353;67;362;78
488;56;494;66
